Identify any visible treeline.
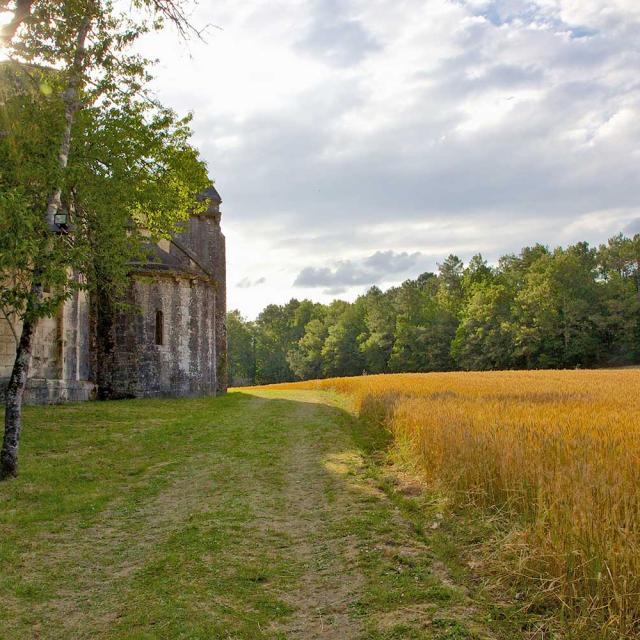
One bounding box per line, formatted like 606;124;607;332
227;234;640;385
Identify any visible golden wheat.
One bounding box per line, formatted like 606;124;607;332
260;370;640;637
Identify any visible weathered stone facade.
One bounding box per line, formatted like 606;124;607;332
0;187;227;404
0;281;94;403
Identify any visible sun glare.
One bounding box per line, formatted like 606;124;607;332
0;10;13;61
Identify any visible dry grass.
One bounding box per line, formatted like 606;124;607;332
258;370;640;638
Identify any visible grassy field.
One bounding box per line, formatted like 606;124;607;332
0;389;544;640
261;371;640;639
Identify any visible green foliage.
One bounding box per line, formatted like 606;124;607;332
72;98;209;303
452;283;514;370
229;234;640;384
359;286;396;373
0;0;209;323
511;245;601;368
227;310;256;386
0;63;87;320
287;318;327;380
321;300;366;377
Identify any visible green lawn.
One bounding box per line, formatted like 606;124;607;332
0;390;530;639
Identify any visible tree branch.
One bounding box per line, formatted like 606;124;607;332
147;0;202;41
0;0;33;46
45;13;92;228
0;1;209;47
0;303;19;345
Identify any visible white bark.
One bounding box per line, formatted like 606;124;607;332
2;12;93;480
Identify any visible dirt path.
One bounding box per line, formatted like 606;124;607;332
267;398;365;639
0;389;524;639
247;390;504;640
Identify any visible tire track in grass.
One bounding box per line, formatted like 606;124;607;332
267;395;365;639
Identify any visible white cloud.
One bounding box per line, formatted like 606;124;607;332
294;250;424;290
134;0;640;317
236;276;266;288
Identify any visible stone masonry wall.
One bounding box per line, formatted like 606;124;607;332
170;201;227;394
101;275;217;399
0;314;18;380
0;286;95;404
0;189;226;404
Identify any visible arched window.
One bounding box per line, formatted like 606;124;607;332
154;309;164;346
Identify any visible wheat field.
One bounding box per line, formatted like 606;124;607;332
261;370;640;637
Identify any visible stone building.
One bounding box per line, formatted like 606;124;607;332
0;187;227;404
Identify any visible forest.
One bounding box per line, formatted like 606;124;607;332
227;233;640;385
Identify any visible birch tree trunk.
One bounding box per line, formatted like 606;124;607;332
0;290;39;478
0;16;91;480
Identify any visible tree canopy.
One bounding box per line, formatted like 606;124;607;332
227;235;640;386
1;0;209;479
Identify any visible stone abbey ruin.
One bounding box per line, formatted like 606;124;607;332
0;186;227;404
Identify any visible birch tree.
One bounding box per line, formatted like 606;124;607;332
0;0;209;479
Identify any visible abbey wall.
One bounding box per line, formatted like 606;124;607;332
0;186;227;404
0;287;94;403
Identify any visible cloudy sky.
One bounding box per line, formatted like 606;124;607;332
138;0;640;318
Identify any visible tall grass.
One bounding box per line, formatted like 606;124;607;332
262;370;640;637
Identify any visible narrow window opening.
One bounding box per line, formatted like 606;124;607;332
155;309;164;345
